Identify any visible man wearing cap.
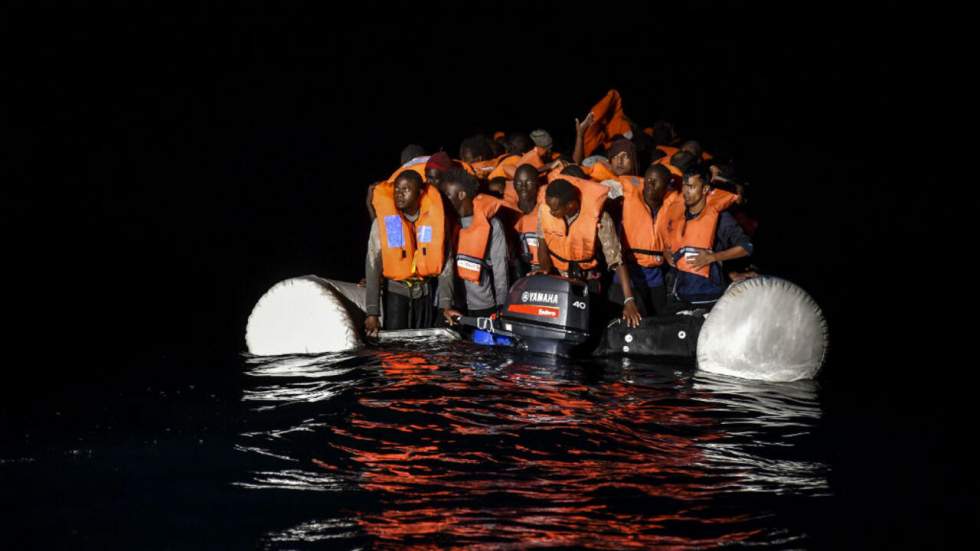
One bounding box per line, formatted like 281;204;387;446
529;128;558;165
425;151;454;194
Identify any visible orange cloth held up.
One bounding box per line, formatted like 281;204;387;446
583;89;633;157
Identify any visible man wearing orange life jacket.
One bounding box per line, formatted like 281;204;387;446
365;144;427;221
364;170;454;336
529;129;558;163
458;135;493;165
508;163;547;278
488;132;534;188
489;147;538;200
536;176;642;328
617;162;675;316
489;131;559;203
505;129;560;204
439;167;510;322
606;137;638;180
661;150;755;238
459;134;501;181
660;166;752;309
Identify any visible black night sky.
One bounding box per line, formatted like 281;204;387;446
10;4;946;369
4;3;972;546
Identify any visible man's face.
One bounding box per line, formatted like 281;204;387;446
682;174;709;209
460;147;480;164
643;171;670;207
546;196;578;220
611;151;633;176
443;181;466;215
394;178;422;212
513;171;540;212
425;168;444;192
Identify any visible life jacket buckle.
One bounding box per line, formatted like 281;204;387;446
403;277;425;298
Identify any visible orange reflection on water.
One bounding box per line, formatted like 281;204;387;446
306;351;763;547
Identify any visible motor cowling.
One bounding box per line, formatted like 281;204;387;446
497;275;591;356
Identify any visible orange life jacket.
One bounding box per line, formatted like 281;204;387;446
387;156;430;183
488;154;520;182
655;147;713;176
656;190;683;238
539;176;609;272
520;147;550;170
514;209;540;270
502;181;518;206
583;159;618;182
455;194;502;282
457;159;478;177
371;181;446;281
501;148;549;205
661;188;739;213
619;175;666;268
501;181;548;211
654;147;684;178
583;89;633;157
387;156;475;184
544;166;565;184
659;188;740;278
500;184;548;271
469;155;505;180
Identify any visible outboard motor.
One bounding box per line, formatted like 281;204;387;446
456;275;591;357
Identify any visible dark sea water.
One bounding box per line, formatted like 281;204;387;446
0;327;873;549
4;305;974;550
234;337;829;549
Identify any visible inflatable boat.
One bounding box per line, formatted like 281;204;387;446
245;273;828;382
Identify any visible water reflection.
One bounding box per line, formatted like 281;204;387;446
236;342;827;548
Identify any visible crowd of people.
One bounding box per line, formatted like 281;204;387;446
361;90;758;337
